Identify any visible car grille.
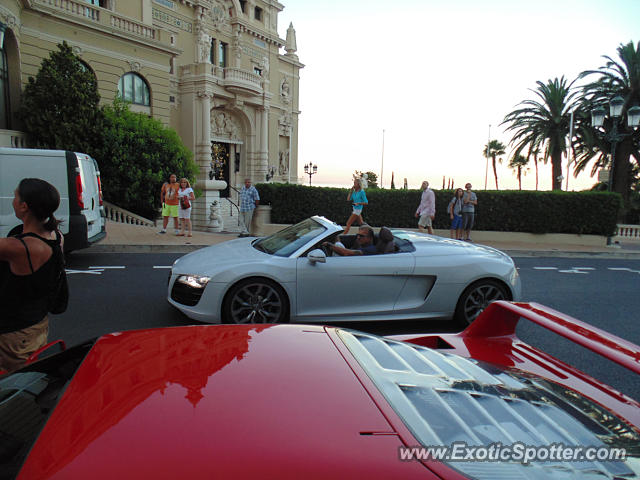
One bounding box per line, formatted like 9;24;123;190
171;280;205;306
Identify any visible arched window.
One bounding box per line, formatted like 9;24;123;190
0;39;10;129
118;72;150;106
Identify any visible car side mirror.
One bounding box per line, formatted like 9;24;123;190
308;249;326;264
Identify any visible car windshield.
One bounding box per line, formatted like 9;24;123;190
253;218;326;257
338;329;640;480
0;342;93;478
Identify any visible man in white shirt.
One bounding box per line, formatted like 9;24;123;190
415;181;435;234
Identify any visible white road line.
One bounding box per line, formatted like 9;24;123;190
534;267;558;270
608;267;640;274
153;266;173;269
559;269;590;274
89;266;125;269
571;267;595;270
66;269;103;275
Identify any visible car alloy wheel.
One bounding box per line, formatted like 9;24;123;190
224;278;288;324
455;279;508;326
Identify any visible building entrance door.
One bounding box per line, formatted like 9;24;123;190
211;142;230;197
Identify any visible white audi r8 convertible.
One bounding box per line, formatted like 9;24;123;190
168;216;521;325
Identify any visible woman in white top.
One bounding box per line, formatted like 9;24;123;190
177;178;195;237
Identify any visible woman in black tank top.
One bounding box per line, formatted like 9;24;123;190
0;178;64;372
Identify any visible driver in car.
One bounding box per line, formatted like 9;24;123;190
323;225;378;256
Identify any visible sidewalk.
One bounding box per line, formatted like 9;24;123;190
87;221;640;258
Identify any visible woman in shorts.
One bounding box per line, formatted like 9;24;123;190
343;178;368;235
177;178;195;237
448;188;464;240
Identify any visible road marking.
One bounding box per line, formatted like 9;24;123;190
89;266;125;269
608;267;640;274
66;269;103;275
558;267;592;274
534;267;558;270
153;266;173;269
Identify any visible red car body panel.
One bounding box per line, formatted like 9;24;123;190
15;302;640;479
390;301;640;429
18;325;436;480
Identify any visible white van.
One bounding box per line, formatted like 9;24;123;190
0;148;106;251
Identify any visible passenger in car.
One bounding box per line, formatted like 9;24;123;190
323;225;377;256
376;226;396;253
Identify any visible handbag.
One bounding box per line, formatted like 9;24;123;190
180;195;191;209
49;264;69;314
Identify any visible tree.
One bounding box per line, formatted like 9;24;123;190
95;98;198;219
573;41;640;208
354;170;379;188
390;171;396;189
482;139;506;189
508;154;529;190
19;42;103;154
502;77;579;190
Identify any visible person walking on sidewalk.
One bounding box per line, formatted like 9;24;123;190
461;182;478;241
448;187;464;239
415;180;435;234
239;178;260;237
177;178;195;237
159;174;180;234
343;178;368;235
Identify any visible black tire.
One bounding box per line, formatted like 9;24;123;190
222;278;289;324
454;279;509;326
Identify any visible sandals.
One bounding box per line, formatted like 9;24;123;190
176;233;185;236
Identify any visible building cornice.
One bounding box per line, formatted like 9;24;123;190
232;19;284;48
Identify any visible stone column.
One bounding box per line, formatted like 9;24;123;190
194;92;224;231
257;106;269;180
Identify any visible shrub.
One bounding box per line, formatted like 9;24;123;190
257;184;621;236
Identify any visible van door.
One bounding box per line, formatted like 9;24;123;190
74;152;104;242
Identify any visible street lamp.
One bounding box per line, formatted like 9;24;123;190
304;162;317;186
591;96;640;191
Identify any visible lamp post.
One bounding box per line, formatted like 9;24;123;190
304;162;317;186
591;96;640;192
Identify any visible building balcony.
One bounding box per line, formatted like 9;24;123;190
222;67;263;95
31;0;170;46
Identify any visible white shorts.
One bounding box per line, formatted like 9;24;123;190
352;206;363;215
418;214;433;228
178;207;192;219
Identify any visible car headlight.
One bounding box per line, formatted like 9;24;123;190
176;275;211;289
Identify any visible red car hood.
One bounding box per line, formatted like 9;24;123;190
18;325;435;480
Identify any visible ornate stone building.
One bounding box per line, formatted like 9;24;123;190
0;0;303;230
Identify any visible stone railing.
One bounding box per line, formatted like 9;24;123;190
104;201;156;227
0;130;27;148
223;67;263;94
33;0;160;42
614;224;640;242
110;14;156;40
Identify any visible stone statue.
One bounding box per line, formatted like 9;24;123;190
198;30;211;63
280;78;290;103
279;150;289;176
208;200;223;231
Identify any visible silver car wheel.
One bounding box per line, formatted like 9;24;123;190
225;280;286;324
455;280;508;326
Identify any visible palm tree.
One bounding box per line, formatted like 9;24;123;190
501;76;579;190
483;139;506;189
508;154;529;190
573;41;640;207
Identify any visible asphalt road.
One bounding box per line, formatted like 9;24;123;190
51;252;640;401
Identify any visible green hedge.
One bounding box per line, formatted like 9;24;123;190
256;183;622;236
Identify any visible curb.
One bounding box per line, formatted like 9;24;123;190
81;244;640;258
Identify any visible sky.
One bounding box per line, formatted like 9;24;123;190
277;0;640;191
